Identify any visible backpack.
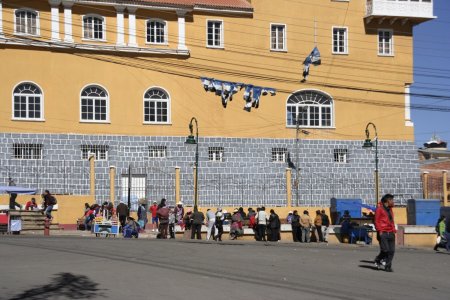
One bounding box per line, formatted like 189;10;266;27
50;196;57;205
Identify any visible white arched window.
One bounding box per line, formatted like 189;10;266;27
144;88;170;124
12;82;43;120
15;9;39;35
83;15;105;40
286;90;333;128
146;19;167;44
80;85;109;122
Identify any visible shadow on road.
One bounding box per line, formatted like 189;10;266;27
8;272;105;300
359;260;375;264
358;265;379;271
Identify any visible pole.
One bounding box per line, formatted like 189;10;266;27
296;115;300;206
127;164;131;215
194;122;199;208
375;137;379;205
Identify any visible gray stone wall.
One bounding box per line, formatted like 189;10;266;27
0;133;422;208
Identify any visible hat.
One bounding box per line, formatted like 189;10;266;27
233;208;239;213
288;211;293;214
177;201;183;206
153;201;157;204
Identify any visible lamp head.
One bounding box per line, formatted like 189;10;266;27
185;135;197;144
362;138;373;148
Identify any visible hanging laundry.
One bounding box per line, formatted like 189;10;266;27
221;82;244;108
212;79;223;96
302;46;321;81
252;86;263;109
200;77;214;91
262;87;276;96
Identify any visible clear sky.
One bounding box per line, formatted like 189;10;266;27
412;0;450;148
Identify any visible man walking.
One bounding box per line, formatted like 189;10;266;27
256;206;267;241
321;209;330;243
374;194;396;272
205;208;216;240
191;206;205;240
300;210;312;243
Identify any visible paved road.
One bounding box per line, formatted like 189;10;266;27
0;236;448;300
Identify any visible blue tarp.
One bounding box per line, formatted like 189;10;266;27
0;186;37;195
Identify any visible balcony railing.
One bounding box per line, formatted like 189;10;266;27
366;0;435;22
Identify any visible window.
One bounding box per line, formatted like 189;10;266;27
272;148;288;162
13;144;42;160
208;147;224;162
271;24;286;51
149;146;167;158
207;20;223;48
13;82;43;120
334;148;348;163
81;145;109;160
378;30;393;56
286;90;333;128
83;15;105;40
144;88;170;124
146;19;167;44
332;27;348;54
15;9;39;35
80;85;109;122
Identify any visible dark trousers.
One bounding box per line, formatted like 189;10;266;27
191;224;202;240
159;223;168;239
169;224;175;238
271;228;280;241
119;215;127;228
315;225;323;242
257;224;267;241
292;226;301;242
215;224;223;241
378;232;395;268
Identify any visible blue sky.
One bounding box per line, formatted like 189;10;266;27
412;0;450;148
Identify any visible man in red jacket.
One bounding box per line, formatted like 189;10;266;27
374;194;396;272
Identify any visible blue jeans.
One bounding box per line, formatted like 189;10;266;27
44;205;53;219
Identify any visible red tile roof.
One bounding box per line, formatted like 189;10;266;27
115;0;253;11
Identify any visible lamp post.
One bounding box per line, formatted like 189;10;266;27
295;115;309;206
362;122;379;205
185;117;199;208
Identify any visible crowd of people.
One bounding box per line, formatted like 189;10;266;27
9;190;57;220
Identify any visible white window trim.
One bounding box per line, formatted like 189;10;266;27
82;14;107;42
270;23;287;52
11;81;45;121
208;147;224;162
206;19;224;49
13;8;40;37
12;143;43;160
146;18;168;45
142;86;172;125
285;89;335;129
378;29;394;57
79;83;110;123
332;26;348;55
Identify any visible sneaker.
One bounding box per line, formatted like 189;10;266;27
374;261;381;270
385;267;393;273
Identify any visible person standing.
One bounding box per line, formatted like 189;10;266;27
291;210;301;242
137;201;148;231
205;209;216;240
321;209;330;243
174;202;185;229
300;210;312;243
9;193;22;210
116;201;129;227
42;190;56;220
313;210;323;242
215;208;224;241
149;201;159;232
374;194;396;272
256;206;267;242
190;206;205;240
268;209;281;242
157;200;169;239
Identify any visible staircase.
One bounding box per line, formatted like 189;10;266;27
9;210;61;234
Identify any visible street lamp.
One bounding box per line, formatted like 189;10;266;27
185;117;199;208
362;122;379;205
295;115;309;206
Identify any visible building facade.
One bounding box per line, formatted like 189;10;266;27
0;0;435;207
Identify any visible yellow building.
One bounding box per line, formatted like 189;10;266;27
0;0;435;208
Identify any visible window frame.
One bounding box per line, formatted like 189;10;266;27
82;14;106;42
79;84;110;123
12;143;43;160
208;147;224;162
378;29;394;56
271;148;288;163
14;8;40;36
146;18;168;45
334;148;349;163
332;26;348;55
270;23;287;52
81;145;109;161
206;19;224;49
143;87;171;125
286;89;334;129
11;81;45;121
148;145;167;159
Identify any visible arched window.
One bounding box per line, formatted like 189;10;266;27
144;88;170;124
80;85;109;122
83;15;105;40
15;9;39;35
286;90;333;127
146;19;167;44
13;82;43;120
